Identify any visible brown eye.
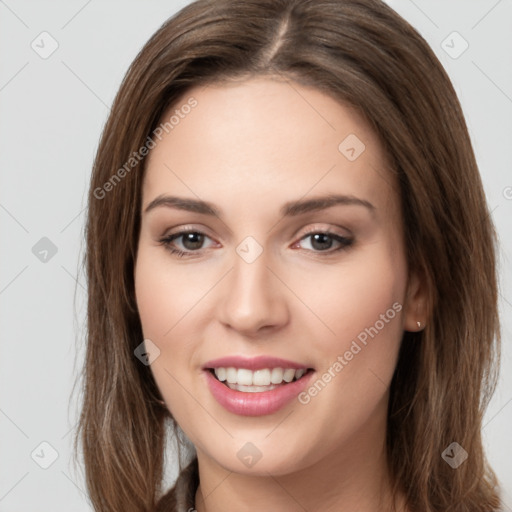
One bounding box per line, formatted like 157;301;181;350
174;232;205;250
159;230;213;258
295;231;353;253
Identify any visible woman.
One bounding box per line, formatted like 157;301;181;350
76;0;502;510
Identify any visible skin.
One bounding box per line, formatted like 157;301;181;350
134;76;426;511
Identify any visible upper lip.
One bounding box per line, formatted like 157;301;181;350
203;355;312;371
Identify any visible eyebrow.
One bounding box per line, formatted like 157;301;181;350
143;193;375;218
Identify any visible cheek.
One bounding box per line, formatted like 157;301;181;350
134;243;210;340
307;248;404;374
307;246;406;349
299;246;406;415
134;247;199;421
134;243;215;393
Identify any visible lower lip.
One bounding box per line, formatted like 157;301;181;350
204;370;315;416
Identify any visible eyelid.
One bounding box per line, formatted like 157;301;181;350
161;223;351;244
294;223;352;239
163;223;212;236
159;223;353;258
161;226;218;251
290;226;353;253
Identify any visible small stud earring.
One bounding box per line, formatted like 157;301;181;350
417;321;422;328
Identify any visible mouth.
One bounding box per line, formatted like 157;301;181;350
202;355;316;415
206;367;315;393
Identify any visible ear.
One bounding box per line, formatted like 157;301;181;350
403;267;429;332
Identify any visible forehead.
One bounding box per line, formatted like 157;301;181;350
143;76;397;217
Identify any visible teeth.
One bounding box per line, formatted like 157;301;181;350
237;369;253;386
226;367;237;383
253;369;271;386
215;367;227;381
226;383;280;393
283;369;296;382
213;367;307;386
271;368;284;384
295;369;305;379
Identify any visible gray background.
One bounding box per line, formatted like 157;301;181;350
1;1;511;510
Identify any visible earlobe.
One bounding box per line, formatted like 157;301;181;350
403;269;428;332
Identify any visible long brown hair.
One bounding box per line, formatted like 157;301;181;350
75;0;502;510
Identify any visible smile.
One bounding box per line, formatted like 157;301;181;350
202;356;315;416
211;367;308;391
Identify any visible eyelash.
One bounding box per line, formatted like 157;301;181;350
159;227;354;259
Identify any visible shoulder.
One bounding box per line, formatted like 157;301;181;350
155;457;199;512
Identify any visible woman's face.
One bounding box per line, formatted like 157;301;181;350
135;76;422;476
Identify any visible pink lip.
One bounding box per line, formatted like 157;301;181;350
202;355;310;371
204;368;315;416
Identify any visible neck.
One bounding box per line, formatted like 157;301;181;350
194;412;407;511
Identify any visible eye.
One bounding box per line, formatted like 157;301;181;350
159;230;215;258
159;227;354;259
293;228;353;254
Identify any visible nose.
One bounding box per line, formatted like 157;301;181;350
216;246;290;336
